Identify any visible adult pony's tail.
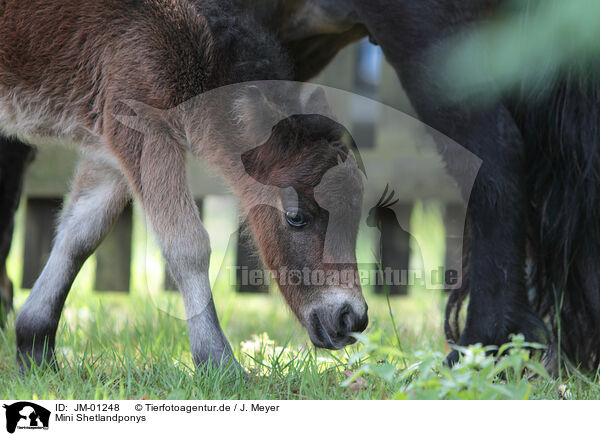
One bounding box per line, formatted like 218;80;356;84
505;63;600;372
445;67;600;372
521;68;600;372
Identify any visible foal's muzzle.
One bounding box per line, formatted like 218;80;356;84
307;301;368;350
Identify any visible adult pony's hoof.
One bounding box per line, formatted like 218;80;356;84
444;349;460;367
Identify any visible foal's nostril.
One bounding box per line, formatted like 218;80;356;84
335;304;367;336
340;311;353;332
307;304;369;349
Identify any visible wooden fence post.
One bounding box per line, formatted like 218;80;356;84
236;220;269;293
373;201;414;296
21;197;63;289
351;39;381;150
94;203;133;292
444;203;465;290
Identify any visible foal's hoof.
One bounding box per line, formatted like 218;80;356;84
16;347;57;373
15;308;58;372
193;356;246;381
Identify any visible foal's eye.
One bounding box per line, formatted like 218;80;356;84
285;210;309;228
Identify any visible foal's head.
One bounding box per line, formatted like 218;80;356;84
241;112;367;349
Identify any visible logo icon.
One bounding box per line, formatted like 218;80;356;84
3;402;50;433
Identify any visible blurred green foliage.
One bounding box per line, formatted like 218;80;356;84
345;332;550;400
439;0;600;102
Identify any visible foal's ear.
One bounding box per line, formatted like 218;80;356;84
233;85;286;145
304;87;334;119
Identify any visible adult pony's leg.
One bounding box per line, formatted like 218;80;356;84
0;136;35;328
349;0;545;362
15;154;130;369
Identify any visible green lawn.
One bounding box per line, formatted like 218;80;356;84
1;199;599;399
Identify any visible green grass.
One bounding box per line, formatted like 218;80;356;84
1;200;599;399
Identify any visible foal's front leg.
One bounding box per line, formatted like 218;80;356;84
16;156;130;369
120;132;238;371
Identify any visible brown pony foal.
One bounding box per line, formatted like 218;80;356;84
0;0;367;371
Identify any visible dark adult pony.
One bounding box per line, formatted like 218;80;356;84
236;0;599;371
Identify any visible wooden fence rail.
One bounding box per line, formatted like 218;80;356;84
18;188;462;296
